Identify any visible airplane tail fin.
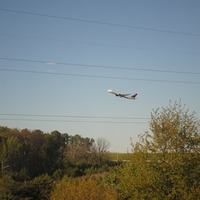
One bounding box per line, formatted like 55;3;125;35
132;93;137;98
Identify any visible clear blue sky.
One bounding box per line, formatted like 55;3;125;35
0;0;200;152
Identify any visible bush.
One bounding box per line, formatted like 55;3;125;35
50;176;120;200
0;174;53;200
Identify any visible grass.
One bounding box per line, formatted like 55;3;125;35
107;152;131;161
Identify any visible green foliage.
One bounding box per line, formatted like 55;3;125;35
50;176;120;200
25;174;53;200
6;136;24;172
0;174;53;200
2;101;198;199
104;100;200;199
0;127;108;179
0;175;20;200
0;126;113;198
63;134;95;163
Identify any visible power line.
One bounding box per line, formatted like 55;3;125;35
1;57;200;75
1;33;200;55
0;114;149;124
0;68;200;85
0;118;148;124
1;8;200;37
0;113;150;120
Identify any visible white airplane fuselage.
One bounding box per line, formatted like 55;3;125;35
108;89;137;100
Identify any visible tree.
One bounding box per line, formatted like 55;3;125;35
0;174;53;200
105;101;200;199
0;132;8;178
6;136;24;173
94;138;110;153
92;138;110;164
147;100;200;154
22;173;53;200
18;129;45;177
130;100;200;199
42;131;67;174
64;134;94;162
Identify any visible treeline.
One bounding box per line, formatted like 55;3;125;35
0;127;114;177
0;127;116;199
1;101;200;199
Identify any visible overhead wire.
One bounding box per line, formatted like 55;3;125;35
1;33;200;55
0;118;148;124
0;8;200;37
0;114;149;124
1;9;199;126
0;57;200;75
0;68;200;85
0;114;150;124
1;9;200;82
0;113;150;120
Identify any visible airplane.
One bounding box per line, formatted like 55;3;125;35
108;89;138;100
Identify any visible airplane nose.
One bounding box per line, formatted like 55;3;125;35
108;89;112;93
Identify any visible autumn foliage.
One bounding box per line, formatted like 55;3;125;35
1;101;200;199
51;176;120;200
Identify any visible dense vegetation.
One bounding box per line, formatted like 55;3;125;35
1;101;200;199
0;128;115;199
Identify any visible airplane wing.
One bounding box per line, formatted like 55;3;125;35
124;93;138;99
108;89;130;97
121;93;131;96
